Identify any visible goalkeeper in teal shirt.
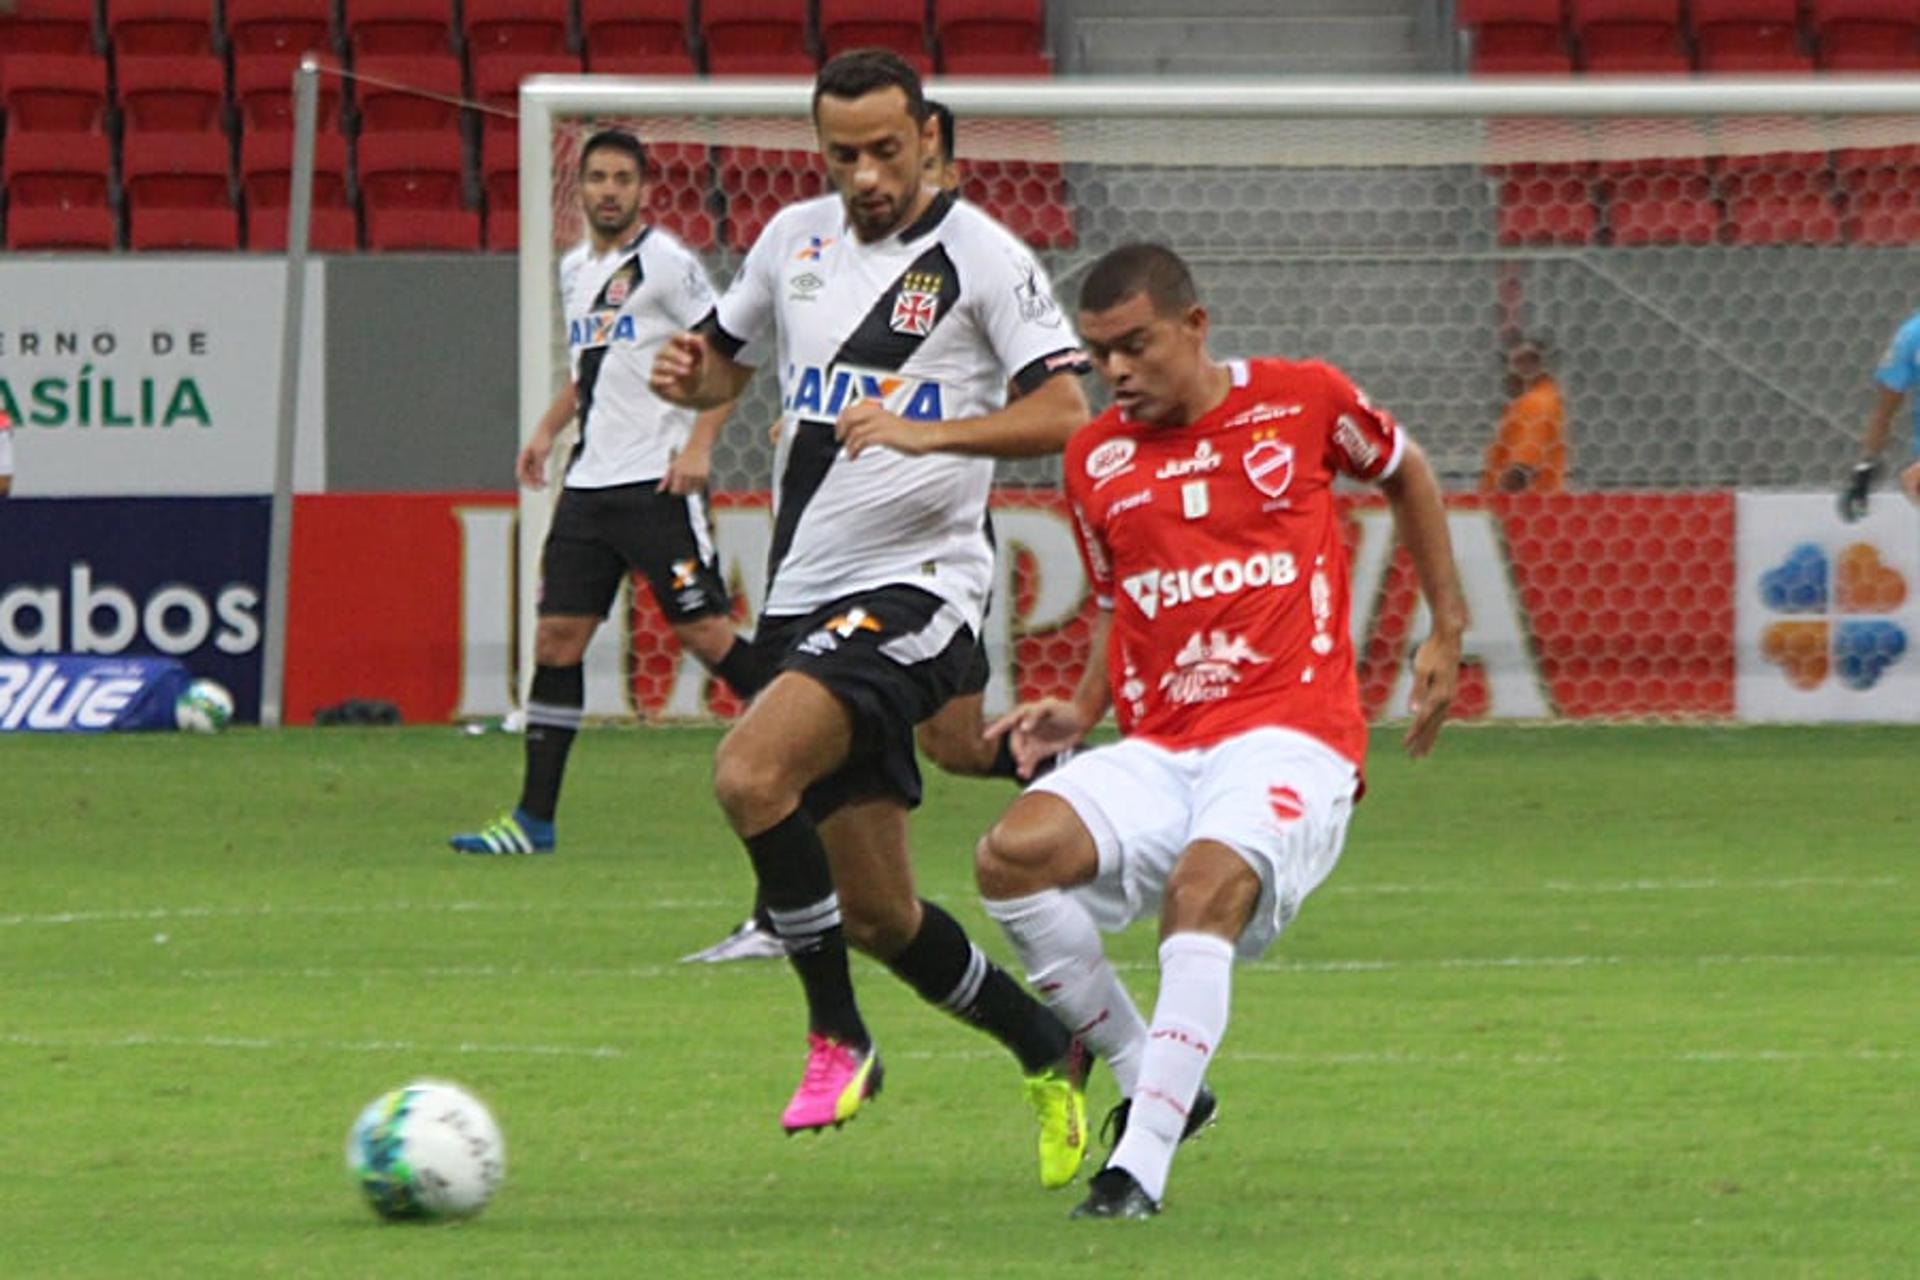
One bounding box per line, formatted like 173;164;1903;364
1841;309;1920;521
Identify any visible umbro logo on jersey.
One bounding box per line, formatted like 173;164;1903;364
569;310;639;348
785;363;946;422
1121;551;1300;620
789;271;825;299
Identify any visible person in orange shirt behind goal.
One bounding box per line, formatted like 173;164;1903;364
1480;336;1567;494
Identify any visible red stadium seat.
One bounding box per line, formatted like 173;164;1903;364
0;55;109;132
6;203;117;249
1473;49;1576;73
366;206;483;250
719;146;828;251
106;0;214;56
1720;168;1842;244
486;206;519;251
1812;0;1920;65
936;51;1052;74
130;206;242;250
960;159;1075;248
2;130;112;209
1691;1;1808;70
1570;0;1686;70
820;0;932;71
1496;170;1600;245
471;52;581;136
1455;0;1562;24
249;203;360;251
351;54;465;132
358;130;467;210
117;55;227;138
580;0;690;60
702;0;815;76
234;53;345;134
225;0;333;56
481;130;519;210
344;0;455;56
241;129;352;209
1604;170;1721;244
465;0;569;58
587;51;700;75
936;0;1050;73
122;131;232;207
0;0;95;56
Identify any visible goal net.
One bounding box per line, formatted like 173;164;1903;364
518;78;1920;725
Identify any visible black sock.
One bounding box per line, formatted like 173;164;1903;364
745;810;868;1049
518;663;583;821
750;889;773;933
989;735;1068;783
713;637;774;701
885;899;1071;1075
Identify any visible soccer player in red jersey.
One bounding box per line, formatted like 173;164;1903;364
975;243;1467;1219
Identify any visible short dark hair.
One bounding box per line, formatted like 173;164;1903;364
1078;242;1199;316
813;48;927;124
579;129;646;177
927;99;955;163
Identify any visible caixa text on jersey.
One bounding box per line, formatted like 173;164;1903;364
783;364;945;422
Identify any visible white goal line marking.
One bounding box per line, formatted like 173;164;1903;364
0;1031;1904;1069
1;875;1901;929
43;951;1918;984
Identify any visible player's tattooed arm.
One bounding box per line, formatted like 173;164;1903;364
1379;437;1466;758
837;370;1089;461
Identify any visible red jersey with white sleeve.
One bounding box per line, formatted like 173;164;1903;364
1064;357;1404;767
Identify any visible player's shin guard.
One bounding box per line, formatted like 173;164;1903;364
1109;932;1233;1204
518;663;583;822
885;899;1072;1074
745;810;869;1050
984;889;1150;1094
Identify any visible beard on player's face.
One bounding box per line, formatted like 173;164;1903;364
586;193;640;238
819;92;931;242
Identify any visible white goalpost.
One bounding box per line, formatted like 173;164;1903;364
511;76;1920;726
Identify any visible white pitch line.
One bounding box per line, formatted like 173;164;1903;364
3;874;1901;930
38;951;1911;986
0;1031;628;1060
2;1032;1903;1070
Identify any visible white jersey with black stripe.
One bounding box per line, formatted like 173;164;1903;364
709;190;1085;629
559;226;717;490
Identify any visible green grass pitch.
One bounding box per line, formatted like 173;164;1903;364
4;723;1916;1278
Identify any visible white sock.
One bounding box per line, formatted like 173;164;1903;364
982;889;1149;1092
1109;931;1234;1204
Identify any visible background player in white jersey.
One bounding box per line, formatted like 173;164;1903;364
975;243;1467;1218
651;51;1097;1183
682;96;1062;964
451;130;770;856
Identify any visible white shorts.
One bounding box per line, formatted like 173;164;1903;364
1032;726;1358;960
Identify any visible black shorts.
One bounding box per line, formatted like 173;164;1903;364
956;634;991;697
539;482;730;622
755;585;978;820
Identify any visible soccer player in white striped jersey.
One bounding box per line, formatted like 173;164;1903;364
450;130;770;857
652;50;1097;1186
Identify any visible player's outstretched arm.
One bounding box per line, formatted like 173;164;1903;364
1379;438;1467;758
650;331;753;411
985;609;1112;778
837;371;1090;461
1841;386;1903;522
517;382;578;490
